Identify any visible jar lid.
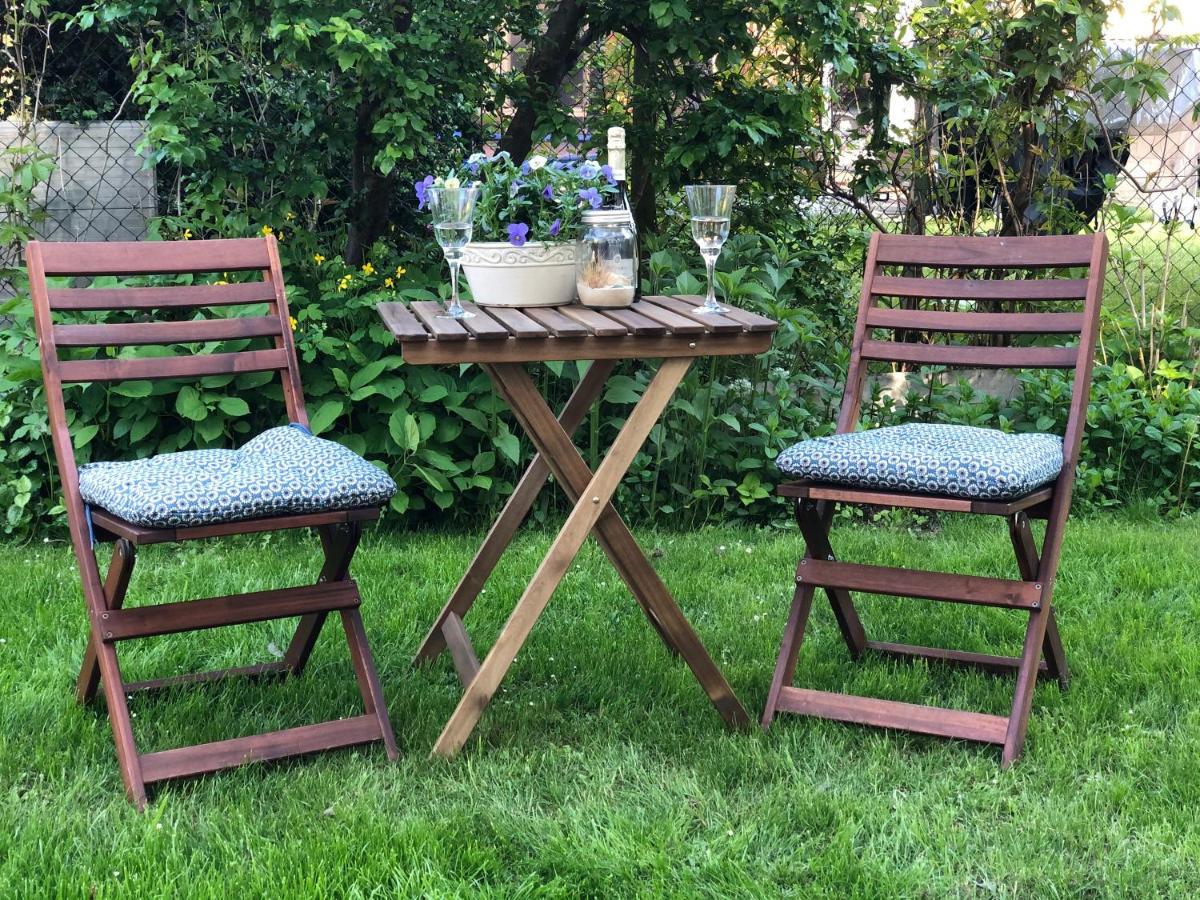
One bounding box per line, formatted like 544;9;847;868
581;209;632;226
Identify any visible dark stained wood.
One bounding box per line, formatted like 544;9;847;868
775;687;1009;745
441;612;481;686
523;306;590;337
865;307;1085;334
629;299;705;334
37;238;272;276
125;661;290;694
377;302;429;342
641;295;743;333
599;305;668;335
399;332;772;365
860;339;1079;369
763;231;1108;766
49;281;278;310
410;300;470;340
870;275;1090;301
796;557;1042;608
25;236;398;807
456;304;511;340
484;305;549;338
54;316;282;347
559;305;629;336
711;303;779;332
872;233;1096;268
139;715;382;783
100;581;361;641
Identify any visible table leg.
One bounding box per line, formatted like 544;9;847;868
431;358;693;757
487;363;750;730
412;360;618;667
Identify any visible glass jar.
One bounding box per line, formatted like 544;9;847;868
575;210;637;308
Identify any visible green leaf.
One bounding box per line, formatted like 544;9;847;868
308;400;344;435
112;381;153;398
418;384;448;403
495;432;520;463
175;386;207;421
388;409;420;451
74;424;99;447
350;359;388;392
217;397;250;416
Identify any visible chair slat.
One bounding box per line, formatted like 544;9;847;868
48;281;277;310
35;238;272;276
865;308;1084;334
870;275;1090;301
873;234;1097;269
58;349;289;383
860;339;1078;368
54;316;282;347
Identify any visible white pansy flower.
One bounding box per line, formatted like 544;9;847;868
467;152;486;165
527;155;547;171
443;176;461;190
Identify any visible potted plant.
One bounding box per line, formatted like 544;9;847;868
416;150;618;307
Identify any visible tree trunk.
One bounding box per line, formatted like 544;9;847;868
630;37;657;237
500;1;594;162
344;101;395;265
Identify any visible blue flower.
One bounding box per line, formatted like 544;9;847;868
493;131;502;140
414;175;435;210
507;222;530;247
520;161;531;175
578;187;603;210
579;161;601;180
543;133;553;142
452;129;462;139
585;149;598;160
542;184;555;201
601;164;616;184
549;218;562;237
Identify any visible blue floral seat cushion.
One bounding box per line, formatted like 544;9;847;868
78;425;397;528
775;423;1063;501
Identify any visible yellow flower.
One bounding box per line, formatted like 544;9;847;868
394;265;407;278
361;262;376;275
260;225;274;236
384;277;394;288
277;232;285;242
313;253;325;265
289;316;298;331
182;229;193;240
285;211;295;221
214;280;229;286
337;274;353;291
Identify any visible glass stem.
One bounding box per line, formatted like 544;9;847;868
448;255;462;315
704;252;719;309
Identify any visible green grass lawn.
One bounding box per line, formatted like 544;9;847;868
2;511;1199;897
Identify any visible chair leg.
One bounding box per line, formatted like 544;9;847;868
77;539;136;704
1009;512;1069;690
794;499;867;659
93;633;147;807
762;580;815;729
340;607;399;760
285;522;361;676
1002;605;1051;767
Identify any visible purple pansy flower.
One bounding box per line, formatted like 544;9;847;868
543;133;553;142
452;129;462;138
579;160;601;180
586;148;598;160
578;187;603;210
549;218;562;237
507;222;530;247
520;161;531;175
492;131;502;140
601;164;615;184
542;184;555;201
415;175;435;210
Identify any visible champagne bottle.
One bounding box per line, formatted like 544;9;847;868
607;126;639;297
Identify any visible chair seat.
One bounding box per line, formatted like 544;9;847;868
78;425;397;528
775;423;1062;501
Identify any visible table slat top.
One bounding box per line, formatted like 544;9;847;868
378;296;777;364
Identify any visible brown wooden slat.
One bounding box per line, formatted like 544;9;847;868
484;305;550;338
866;640;1049;676
54;316;281;347
711;304;779;332
410;301;471;341
139;715;382;784
523;306;590;337
775;687;1009;744
400;331;773;365
558;305;629;336
599;305;668;335
441;612;480;686
629;299;704;334
456;304;511;340
642;295;743;333
873;234;1097;269
48;281;277;311
377;301;429;342
870;275;1090;301
124;661;290;693
101;581;360;641
796;557;1041;608
860;339;1078;369
776;481;1054;517
34;238;272;276
58;348;289;383
866;308;1084;335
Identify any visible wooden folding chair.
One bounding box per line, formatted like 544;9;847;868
26;237;398;808
762;232;1108;765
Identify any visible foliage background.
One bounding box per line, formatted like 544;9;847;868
2;0;1199;536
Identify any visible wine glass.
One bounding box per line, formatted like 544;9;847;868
685;184;736;314
427;184;479;319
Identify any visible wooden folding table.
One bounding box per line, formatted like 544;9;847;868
378;296;776;756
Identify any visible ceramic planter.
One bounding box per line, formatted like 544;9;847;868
461;241;577;307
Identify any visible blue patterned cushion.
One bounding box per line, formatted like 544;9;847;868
78;425;396;528
775;423;1062;500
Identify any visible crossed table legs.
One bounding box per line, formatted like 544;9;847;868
413;357;752;757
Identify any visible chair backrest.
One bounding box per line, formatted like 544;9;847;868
838;232;1109;466
25;236;307;533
